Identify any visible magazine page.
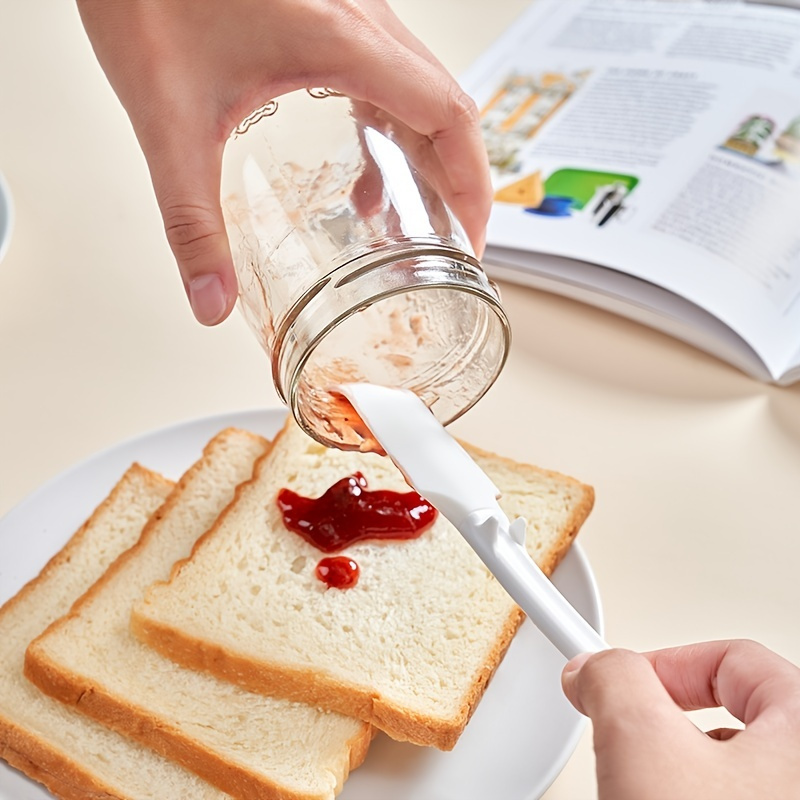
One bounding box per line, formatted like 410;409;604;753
461;0;800;380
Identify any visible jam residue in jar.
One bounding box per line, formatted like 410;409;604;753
316;556;360;589
277;473;437;589
317;390;387;454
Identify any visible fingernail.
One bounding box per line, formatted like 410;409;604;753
188;273;228;325
563;652;592;676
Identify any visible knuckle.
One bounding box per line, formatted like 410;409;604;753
443;87;481;130
782;690;800;718
582;648;637;678
576;649;643;700
728;638;765;656
323;0;378;41
161;204;223;261
426;85;482;144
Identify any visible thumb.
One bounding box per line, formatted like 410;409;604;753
140;124;237;326
562;649;693;745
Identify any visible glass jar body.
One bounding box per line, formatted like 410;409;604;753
222;90;510;449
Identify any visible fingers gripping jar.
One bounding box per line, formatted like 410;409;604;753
221;89;510;449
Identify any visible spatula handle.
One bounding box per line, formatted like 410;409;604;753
462;513;608;660
497;536;608;659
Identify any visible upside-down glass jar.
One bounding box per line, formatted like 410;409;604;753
221;89;510;450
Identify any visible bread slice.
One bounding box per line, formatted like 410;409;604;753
0;463;238;800
25;429;372;800
130;419;595;750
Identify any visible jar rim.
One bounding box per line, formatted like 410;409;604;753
272;247;510;449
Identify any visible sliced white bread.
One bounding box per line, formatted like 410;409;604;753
131;419;595;750
0;463;236;800
25;429;371;800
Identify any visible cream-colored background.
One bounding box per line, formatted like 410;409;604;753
2;1;800;797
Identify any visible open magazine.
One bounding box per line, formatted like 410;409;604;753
461;0;800;384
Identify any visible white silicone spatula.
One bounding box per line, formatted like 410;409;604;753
338;383;609;660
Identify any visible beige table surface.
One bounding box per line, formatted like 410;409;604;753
2;1;800;798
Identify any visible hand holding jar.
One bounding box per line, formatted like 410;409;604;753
76;0;493;325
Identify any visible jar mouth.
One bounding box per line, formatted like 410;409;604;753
272;243;510;449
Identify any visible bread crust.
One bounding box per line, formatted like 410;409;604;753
133;595;525;750
24;429;373;800
27;430;264;656
0;723;124;800
0;464;174;800
130;421;595;751
0;463;173;619
24;647;370;800
24;644;371;800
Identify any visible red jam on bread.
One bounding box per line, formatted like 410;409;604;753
315;556;360;589
277;473;437;588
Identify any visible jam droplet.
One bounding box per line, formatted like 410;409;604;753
316;556;360;589
277;472;437;553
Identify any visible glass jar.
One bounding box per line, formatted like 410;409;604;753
221;89;510;450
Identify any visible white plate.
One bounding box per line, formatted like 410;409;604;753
0;409;603;800
0;172;12;264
